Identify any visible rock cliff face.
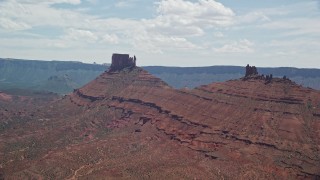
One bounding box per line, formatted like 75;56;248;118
245;64;258;77
109;53;136;71
68;65;320;178
1;60;320;179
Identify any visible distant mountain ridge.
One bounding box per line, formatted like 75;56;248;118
0;58;107;94
1;58;319;94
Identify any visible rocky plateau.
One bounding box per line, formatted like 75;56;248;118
0;54;319;179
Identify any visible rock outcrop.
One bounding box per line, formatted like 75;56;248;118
109;53;136;72
245;64;258;77
244;64;275;83
66;60;320;179
1;57;320;179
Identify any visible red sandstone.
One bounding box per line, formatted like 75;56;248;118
0;63;319;179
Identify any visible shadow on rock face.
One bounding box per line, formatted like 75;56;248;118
0;169;4;180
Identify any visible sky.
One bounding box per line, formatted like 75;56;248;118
0;0;319;68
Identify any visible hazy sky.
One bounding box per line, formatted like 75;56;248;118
0;0;319;67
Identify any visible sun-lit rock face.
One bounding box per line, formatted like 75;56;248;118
1;60;320;179
109;53;136;72
68;61;320;178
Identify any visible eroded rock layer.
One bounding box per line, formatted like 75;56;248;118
1;66;319;179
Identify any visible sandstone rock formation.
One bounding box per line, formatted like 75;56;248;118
245;64;258;77
244;64;276;84
109;53;136;72
1;58;320;179
68;67;320;179
265;74;273;84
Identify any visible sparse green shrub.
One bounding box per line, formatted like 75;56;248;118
307;101;312;110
